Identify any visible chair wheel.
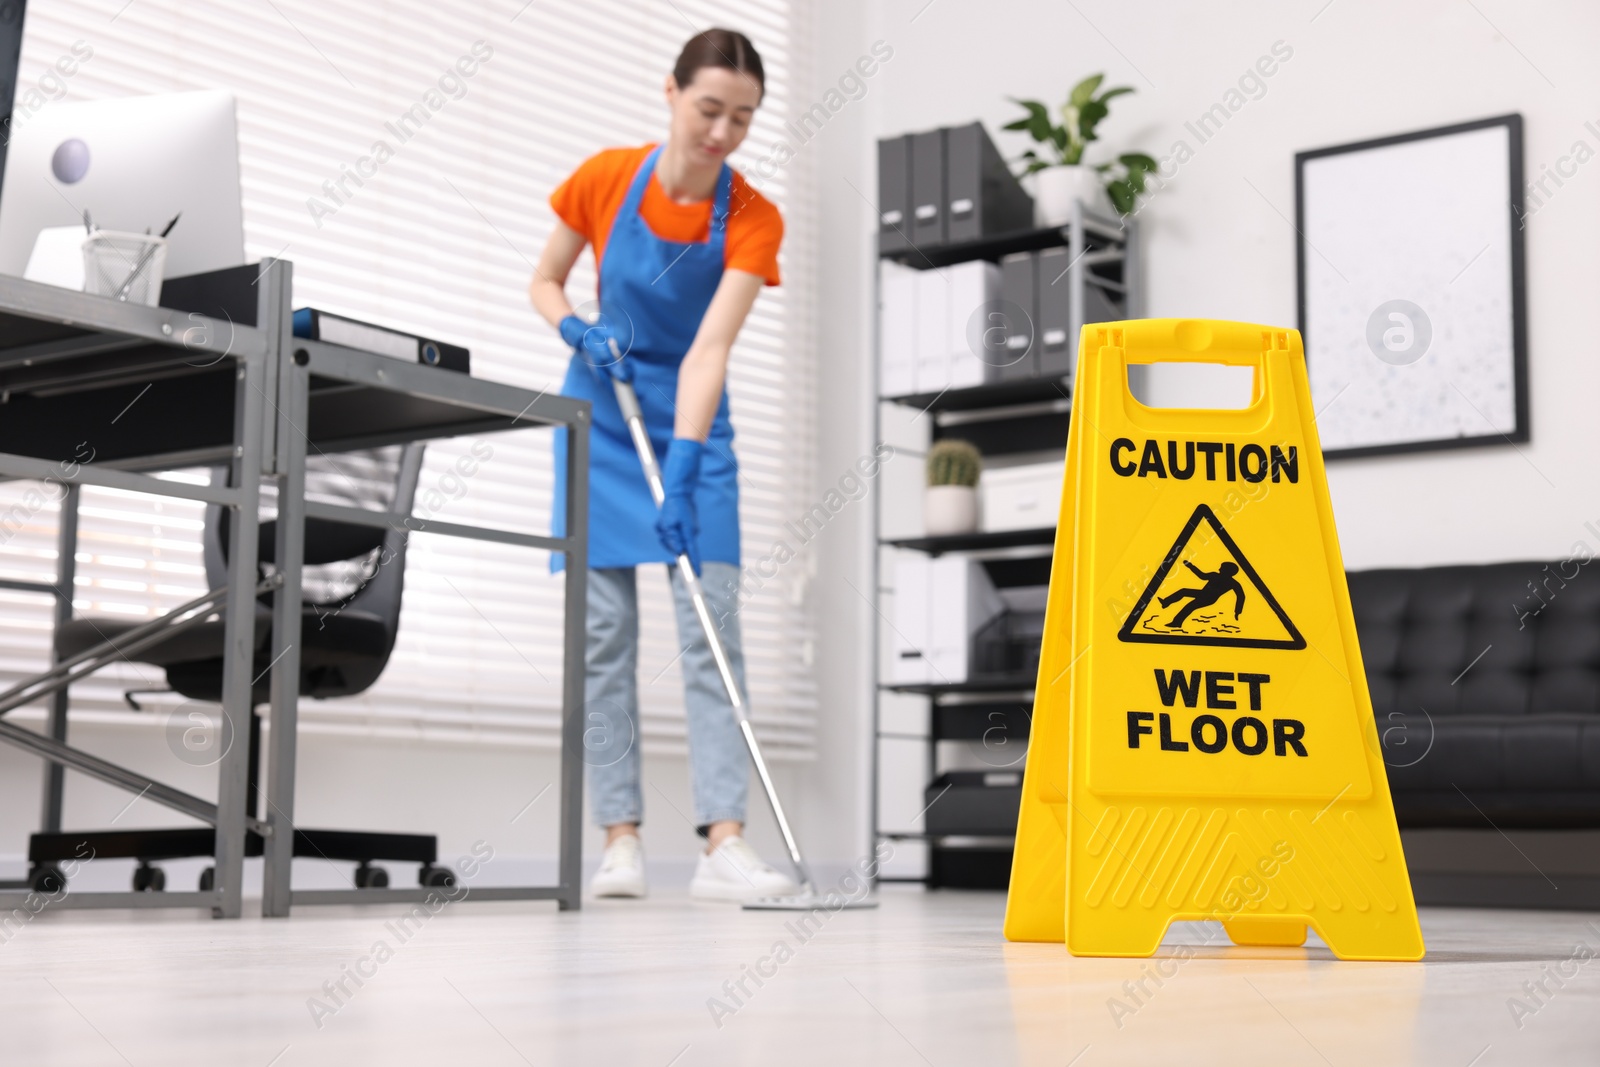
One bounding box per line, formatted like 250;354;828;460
354;863;389;889
419;865;456;889
132;863;165;892
29;865;65;894
198;866;215;892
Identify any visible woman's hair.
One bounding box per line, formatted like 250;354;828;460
672;28;765;101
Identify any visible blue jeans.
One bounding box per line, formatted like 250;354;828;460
584;563;750;829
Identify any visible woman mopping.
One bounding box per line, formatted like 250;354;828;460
530;28;794;902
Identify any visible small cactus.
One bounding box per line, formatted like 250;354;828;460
926;439;982;488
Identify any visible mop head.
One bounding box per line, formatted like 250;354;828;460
742;891;879;911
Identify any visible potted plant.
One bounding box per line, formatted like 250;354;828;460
925;439;982;536
1004;74;1157;224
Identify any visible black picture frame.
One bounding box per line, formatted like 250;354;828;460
1295;113;1528;460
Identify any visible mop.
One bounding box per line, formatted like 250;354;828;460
609;349;876;911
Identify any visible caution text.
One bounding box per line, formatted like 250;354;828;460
1109;439;1298;483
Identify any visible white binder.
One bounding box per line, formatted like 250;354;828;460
878;261;918;398
944;259;1001;389
914;268;948;395
892;555;932;684
927;556;1006;683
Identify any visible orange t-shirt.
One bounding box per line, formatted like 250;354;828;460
550;144;783;287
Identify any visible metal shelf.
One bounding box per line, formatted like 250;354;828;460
881;677;1036;697
879;832;1018;846
882;526;1054;556
879;213;1128;270
882;374;1070;416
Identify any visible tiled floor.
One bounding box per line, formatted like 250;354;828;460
3;887;1598;1065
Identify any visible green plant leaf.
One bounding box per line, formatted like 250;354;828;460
1058;102;1082;163
1119;152;1159;171
1010;149;1049;178
1006;97;1049;122
1097;86;1135;105
1004;98;1056;144
1069;73;1104;107
1077;100;1109;141
1106;180;1135;215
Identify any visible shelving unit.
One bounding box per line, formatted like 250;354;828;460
871;201;1141;888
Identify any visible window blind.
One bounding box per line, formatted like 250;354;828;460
0;0;818;759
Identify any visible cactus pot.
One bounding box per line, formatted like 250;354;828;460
924;485;980;536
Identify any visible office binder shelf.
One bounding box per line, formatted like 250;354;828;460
881;373;1070;414
877;199;1133;405
879;215;1127;271
877;832;1019;843
880;677;1036;697
882;527;1055;556
870;191;1143;891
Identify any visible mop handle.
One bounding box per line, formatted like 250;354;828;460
607;341;815;893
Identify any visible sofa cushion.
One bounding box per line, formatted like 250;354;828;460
1349;560;1600;828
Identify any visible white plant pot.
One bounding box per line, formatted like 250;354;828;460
1031;165;1106;226
924;485;980;536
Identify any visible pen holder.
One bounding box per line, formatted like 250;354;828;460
82;231;168;306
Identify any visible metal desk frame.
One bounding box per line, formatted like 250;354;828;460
262;260;589;915
0;270;275;918
0;259;590;917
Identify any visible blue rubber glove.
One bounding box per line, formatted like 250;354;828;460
559;314;633;382
655;437;704;575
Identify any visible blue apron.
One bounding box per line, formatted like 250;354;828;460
552;144;740;572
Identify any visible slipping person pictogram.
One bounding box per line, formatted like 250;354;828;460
1117;504;1304;650
1159;560;1244;629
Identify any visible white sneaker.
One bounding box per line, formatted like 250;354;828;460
689;836;797;902
591;835;646;898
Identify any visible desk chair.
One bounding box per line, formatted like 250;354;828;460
29;443;456;893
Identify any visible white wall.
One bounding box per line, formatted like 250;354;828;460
823;0;1600;559
822;0;1600;569
844;0;1593;566
803;0;1600;860
787;0;886;878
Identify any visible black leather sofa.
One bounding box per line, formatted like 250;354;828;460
1349;561;1600;907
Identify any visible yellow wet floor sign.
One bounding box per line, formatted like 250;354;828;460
1004;319;1424;961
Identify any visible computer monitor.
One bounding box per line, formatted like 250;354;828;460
0;90;246;280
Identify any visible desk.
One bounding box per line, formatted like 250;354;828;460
0;260;589;917
262;259;589;915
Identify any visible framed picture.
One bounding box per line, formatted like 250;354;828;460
1296;114;1527;459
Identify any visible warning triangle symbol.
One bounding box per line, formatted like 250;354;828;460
1117;504;1305;650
